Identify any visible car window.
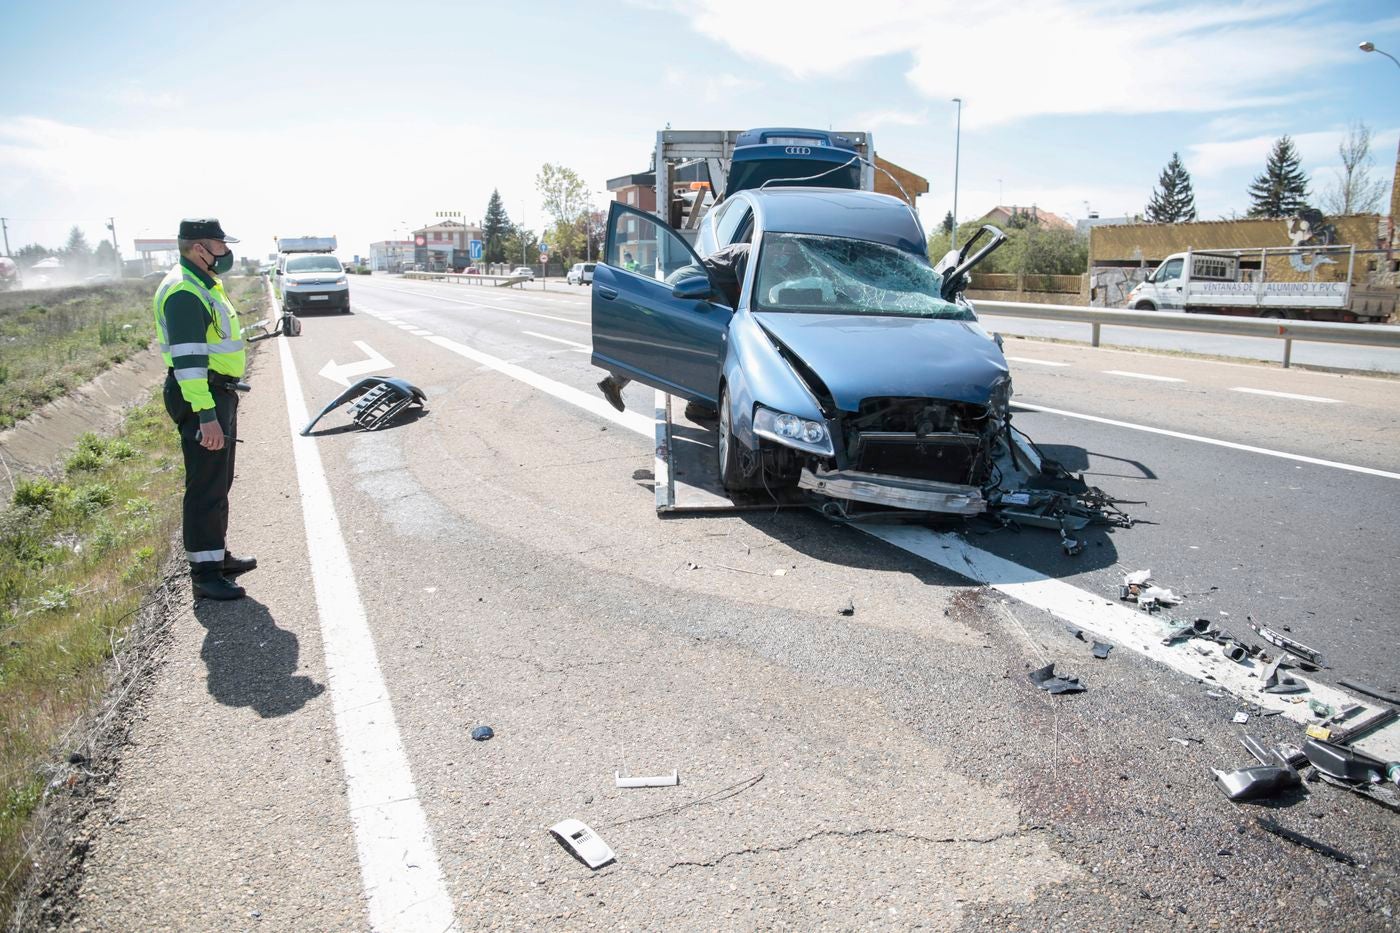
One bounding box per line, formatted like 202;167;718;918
753;233;970;320
583;263;596;271
606;210;699;282
285;255;342;273
1159;258;1184;281
715;201;752;247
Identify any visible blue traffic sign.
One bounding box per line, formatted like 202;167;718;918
469;239;484;260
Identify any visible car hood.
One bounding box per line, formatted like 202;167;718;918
752;312;1008;411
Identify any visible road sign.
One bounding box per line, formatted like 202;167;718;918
469;239;483;260
415;235;426;247
539;252;548;263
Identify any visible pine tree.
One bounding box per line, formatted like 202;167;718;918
482;189;512;264
941;210;954;235
1145;152;1198;223
1247;136;1310;218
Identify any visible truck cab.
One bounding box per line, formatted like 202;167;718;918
1128;251;1233;312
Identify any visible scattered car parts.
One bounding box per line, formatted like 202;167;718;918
1337;678;1400;707
550;819;616;869
1302;738;1399;786
615;769;680;788
301;376;428;435
1213;763;1300;801
1253;816;1357;866
1247;620;1324;667
1027;662;1085;695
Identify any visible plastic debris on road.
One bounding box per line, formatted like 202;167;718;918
1027;662;1085;695
471;725;494;741
550;819;616;869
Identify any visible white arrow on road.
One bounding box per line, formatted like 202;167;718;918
318;340;394;387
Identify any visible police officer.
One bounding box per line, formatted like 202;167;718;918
155;219;255;600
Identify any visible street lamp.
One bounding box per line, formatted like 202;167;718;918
951;97;963;249
1360;40;1400;70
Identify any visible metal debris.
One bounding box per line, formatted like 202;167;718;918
1337;678;1400;707
1247;619;1324;668
1254;816;1357;866
1213;764;1300;801
471;725;494;741
1028;662;1085;695
837;599;855;617
1232;711;1250;724
1302;738;1398;785
615;769;680;788
1091;641;1113;660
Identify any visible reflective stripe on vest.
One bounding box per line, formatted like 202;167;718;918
154;268;245;359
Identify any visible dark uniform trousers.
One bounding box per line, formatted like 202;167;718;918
163;370;240;568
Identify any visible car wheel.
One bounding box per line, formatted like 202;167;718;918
1259;309;1285;319
1132;301;1156;311
717;386;754;490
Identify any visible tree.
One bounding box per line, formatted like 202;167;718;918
1145;152;1198;223
940;210;955;235
1321;122;1388;215
482;189;512;264
535;163;591;264
94;239;117;271
928;219;1087;278
63;226;93;275
15;243;52;266
1247;136;1310;218
501;223;540;267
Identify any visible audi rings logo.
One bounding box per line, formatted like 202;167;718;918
783;146;812;155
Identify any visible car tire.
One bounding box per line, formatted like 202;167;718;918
1259;310;1285;319
1132;300;1156;311
717;386;755;491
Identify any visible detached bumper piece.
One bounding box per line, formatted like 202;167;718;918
301;376;427;436
799;467;985;516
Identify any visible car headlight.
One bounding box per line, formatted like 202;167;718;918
752;406;833;456
335;276;347;285
989;376;1013;415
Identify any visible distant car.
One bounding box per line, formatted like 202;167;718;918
465;267;482;275
567;262;596;285
511;266;535;280
277;253;351;313
143;268;169;282
84;271;118;285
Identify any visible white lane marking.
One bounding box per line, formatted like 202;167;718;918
276;336;456;931
319;340;394;388
369;285;588;327
410;329;434;336
1015;401;1400;480
523;330;589;350
410;331;1388;745
397;323;416;330
425;335;652;434
1231;387;1340;404
1103;370;1186;383
1006;356;1071;368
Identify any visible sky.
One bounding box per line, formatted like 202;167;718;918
1;0;1397;263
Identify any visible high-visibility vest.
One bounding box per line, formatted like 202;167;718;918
152;265;246;391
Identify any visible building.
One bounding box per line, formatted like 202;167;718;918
132;237;179;273
1075;214;1143;237
369;240;414;272
978;205;1073;231
411;219;485;271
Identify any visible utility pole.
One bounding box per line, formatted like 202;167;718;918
951;97;963;249
105;217;120;274
1;217;10;257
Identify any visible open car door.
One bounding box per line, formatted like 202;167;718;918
591;202;732;404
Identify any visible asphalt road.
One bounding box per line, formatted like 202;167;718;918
67;274;1400;931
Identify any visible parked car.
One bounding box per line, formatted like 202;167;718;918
590;188;1011;516
511;266;535;280
567;262;596;285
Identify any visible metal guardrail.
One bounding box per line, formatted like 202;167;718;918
402;271;530;288
974;298;1400;367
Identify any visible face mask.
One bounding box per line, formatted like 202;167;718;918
204;244;234;274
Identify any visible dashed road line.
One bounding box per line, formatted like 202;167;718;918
1231;387;1340;404
1104;370;1186;383
410;329;434;336
1015;401;1400;479
523;330;591;353
276;331;457;932
1006;356;1071;367
367;284;589;327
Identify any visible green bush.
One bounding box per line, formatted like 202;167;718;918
12;478;57;509
73;483;114;517
107;440;137;461
65;448;104;473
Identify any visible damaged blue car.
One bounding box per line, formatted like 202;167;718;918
591;181;1017;517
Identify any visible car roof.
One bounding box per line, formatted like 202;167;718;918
742;188;927;255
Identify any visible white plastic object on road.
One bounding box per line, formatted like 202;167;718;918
550;819;616;869
1124;569;1151;586
615;769;680;788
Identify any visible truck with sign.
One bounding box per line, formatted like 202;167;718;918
1125;245;1395;323
273;235;350;313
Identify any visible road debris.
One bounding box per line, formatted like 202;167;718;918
1261;655;1309;694
615;769;680;788
1028;662;1085;695
1091;640;1113;660
838;598;855;616
471;725;495;741
1302;738;1399;785
301;376;428;435
1254;816;1357;866
1169;737;1203;747
1308;699;1335;720
1213;763;1300;801
1232;711;1250;724
550;819;616;869
1331;707;1398;745
1163;618;1215;646
1337;678;1400;707
1247;619;1324;668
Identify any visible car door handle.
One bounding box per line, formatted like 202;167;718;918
595;284;618;299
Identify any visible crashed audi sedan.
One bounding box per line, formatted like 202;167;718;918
591;185;1021;517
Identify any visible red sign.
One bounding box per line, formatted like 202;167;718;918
415;235;426;247
539;252;549;263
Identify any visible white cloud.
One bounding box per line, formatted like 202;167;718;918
673;0;1362;127
857;108;928;130
665;67;759;103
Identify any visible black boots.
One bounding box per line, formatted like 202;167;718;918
190;557;250;601
597;376;627;413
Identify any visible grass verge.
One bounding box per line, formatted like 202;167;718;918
0;276;268;429
0;397;183;914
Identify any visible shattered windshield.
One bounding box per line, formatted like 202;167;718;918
753;233;969;319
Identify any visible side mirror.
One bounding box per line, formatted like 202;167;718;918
275;269;283;275
671;274;715;301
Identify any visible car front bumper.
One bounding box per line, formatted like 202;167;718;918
798;467;986;516
284;283;349;310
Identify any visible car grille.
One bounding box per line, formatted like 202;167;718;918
852;432;984;484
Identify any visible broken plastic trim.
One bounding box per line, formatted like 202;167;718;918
549;819;616;870
1212;764;1301;801
1028;662;1085;695
301;376;427;436
1248;620;1324;667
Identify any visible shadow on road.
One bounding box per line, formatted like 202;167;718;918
193;595;325;718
